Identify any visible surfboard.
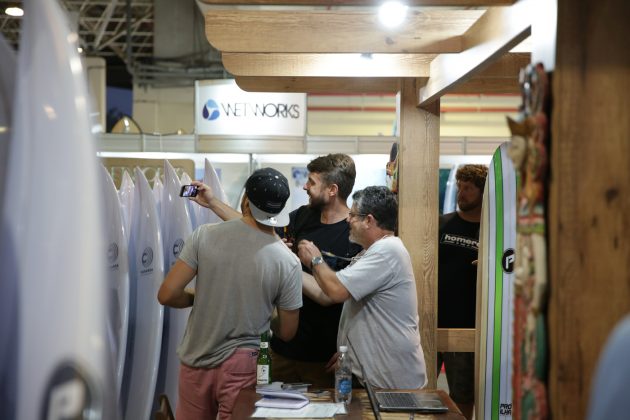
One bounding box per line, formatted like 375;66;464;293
442;164;459;214
153;173;164;220
119;169;135;244
476;142;517;420
122;167;165;420
180;171;200;229
156;159;194;409
101;165;131;402
0;33;17;420
2;1;116;418
199;158;230;225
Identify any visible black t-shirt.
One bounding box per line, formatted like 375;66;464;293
437;212;480;328
272;206;362;362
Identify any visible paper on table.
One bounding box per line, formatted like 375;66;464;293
251;403;347;418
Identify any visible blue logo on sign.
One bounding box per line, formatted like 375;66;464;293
202;99;220;121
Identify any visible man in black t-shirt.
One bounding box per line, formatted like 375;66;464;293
189;154;360;387
438;164;487;420
273;154;361;387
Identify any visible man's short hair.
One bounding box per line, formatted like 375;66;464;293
456;164;488;191
352;186;398;232
307;154;356;200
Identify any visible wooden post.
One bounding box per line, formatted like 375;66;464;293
549;0;630;418
398;78;440;388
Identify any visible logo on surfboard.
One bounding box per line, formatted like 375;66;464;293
502;248;515;273
41;361;100;419
172;238;184;258
142;247;153;268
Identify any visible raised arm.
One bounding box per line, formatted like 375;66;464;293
189;180;241;221
297;240;351;303
302;272;335;306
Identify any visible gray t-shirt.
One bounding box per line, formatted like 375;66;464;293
177;219;302;368
337;236;427;389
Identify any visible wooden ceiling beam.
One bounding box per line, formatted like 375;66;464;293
418;0;533;106
234;76;406;93
223;53;434;77
204;9;484;53
201;0;515;5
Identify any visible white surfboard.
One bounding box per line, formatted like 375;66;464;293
476;143;517;420
442;164;459;214
156;159;194;409
101;165;131;402
119;169;135;244
180;171;200;229
0;33;17;420
199;158;230;225
1;0;116;418
153;174;164;220
122;168;165;420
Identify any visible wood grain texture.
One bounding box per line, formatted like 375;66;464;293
549;0;630;418
235;76;405;92
398;78;440;388
437;328;476;352
223;53;433;77
418;1;532;106
205;9;484;53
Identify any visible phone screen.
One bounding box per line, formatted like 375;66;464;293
180;185;198;197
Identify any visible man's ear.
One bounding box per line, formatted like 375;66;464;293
328;183;339;197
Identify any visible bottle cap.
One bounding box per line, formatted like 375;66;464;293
339;345;348;352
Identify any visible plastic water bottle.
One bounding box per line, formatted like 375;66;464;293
335;345;352;404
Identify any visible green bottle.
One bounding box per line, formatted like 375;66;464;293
256;331;271;385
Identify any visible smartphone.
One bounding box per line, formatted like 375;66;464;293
179;185;198;197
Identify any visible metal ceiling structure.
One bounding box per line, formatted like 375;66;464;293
0;0;229;87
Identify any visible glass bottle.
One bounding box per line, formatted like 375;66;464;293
256;331;271;385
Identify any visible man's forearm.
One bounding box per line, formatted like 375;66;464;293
208;197;241;221
302;272;335;306
311;264;349;303
161;287;195;308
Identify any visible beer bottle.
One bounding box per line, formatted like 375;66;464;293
256;331;271;385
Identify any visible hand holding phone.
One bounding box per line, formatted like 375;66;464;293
180;185;199;197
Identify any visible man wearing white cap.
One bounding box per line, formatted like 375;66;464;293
158;168;303;420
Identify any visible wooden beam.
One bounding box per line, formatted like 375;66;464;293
235;76;406;93
223;53;434;77
437;328;476;352
418;0;533;106
549;0;630;418
205;9;484;53
398;78;440;388
201;0;515;5
450;53;530;93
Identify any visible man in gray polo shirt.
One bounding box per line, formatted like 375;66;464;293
158;168;302;420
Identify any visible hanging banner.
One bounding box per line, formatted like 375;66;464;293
195;80;306;136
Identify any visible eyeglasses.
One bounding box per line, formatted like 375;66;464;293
348;211;368;219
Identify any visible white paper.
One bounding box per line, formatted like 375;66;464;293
251;403;347;418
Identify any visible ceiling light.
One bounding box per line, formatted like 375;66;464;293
378;1;408;29
5;6;24;17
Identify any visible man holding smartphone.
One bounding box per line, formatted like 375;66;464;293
158;168;302;420
190;154;361;388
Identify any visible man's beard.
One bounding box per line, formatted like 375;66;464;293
458;199;480;212
308;194;326;210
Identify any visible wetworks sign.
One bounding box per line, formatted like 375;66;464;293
195;80;306;136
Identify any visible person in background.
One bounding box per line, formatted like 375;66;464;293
189;154;361;388
158;168;302;420
437;164;488;420
587;314;630;420
297;186;427;389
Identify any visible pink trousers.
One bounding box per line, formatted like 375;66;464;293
176;348;258;420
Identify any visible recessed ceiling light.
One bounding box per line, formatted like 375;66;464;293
378;1;408;29
5;6;24;17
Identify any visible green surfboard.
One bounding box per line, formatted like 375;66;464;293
476;143;517;420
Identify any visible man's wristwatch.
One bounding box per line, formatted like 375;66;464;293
311;255;324;269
